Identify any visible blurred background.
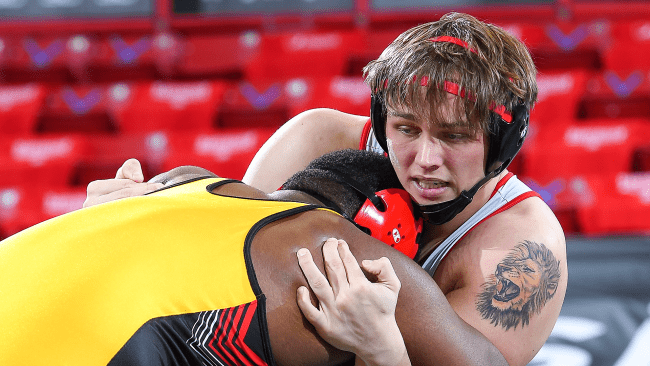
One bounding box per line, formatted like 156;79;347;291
1;0;649;365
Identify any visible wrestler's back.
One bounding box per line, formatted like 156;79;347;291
0;178;354;366
211;181;358;365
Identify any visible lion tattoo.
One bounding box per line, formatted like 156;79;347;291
476;241;560;330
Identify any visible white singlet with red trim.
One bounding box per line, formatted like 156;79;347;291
421;175;536;276
362;122;385;155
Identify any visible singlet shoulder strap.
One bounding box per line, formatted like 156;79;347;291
360;118;386;155
420;175;539;276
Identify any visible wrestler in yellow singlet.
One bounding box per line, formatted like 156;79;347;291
0;177;330;366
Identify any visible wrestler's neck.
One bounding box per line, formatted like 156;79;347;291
419;170;509;255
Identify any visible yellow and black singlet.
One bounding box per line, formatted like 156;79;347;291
0;177;328;366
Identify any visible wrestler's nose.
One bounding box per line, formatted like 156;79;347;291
415;137;443;170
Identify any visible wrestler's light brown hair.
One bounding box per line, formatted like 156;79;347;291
364;12;538;134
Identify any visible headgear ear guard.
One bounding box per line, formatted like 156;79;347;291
370;93;529;225
354;188;423;259
325;168;423;259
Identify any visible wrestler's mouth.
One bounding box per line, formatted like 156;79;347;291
414;179;447;190
493;277;520;303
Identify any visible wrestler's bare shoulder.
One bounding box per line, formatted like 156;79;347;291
436;196;567;366
479;195;565;252
436;195;566;294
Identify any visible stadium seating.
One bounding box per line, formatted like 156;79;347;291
575;172;650;235
531;70;589;125
244;30;364;81
70;132;171;187
174;31;260;79
0;83;46;135
1;2;649;238
37;84;115;134
107;80;226;132
160;128;276;180
496;20;605;70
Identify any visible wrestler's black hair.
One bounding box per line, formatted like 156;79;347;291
281;149;403;218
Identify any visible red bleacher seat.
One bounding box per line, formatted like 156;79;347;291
151;32;185;78
64;34;103;82
496;20;606;70
176;31;260;79
38;84;115;133
523;119;650;182
531;70;589;125
217;79;291;128
346;28;404;76
0;36;18;81
577;173;650;235
0;185;86;239
161;129;275;180
107;80;226;132
580;70;650;119
521;117;650;234
245;30;363;81
603;20;650;74
0;135;87;187
0;35;70;83
287;76;371;118
40;187;87;220
87;34;157;82
70;131;171;187
0;185;44;239
519;174;595;234
0;83;46;135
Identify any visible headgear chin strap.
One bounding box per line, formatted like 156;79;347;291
369;36;530;225
327;169;423;259
417;171;494;225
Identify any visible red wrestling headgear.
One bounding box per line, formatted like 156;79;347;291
353;188;423;259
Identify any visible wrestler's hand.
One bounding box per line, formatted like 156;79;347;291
296;238;410;366
83;159;164;208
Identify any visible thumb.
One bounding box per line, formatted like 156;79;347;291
361;257;401;293
116;159;144;182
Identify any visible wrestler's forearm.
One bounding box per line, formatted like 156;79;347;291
356;249;508;365
395;274;509;366
428;317;508;366
243;109;367;193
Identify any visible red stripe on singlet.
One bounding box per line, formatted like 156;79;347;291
490;172;514;199
209;302;268;366
436;175;542;270
234;301;268;365
359;118;372;150
211;308;240;365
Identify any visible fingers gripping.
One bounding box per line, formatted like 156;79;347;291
322;238;350;296
296;248;333;328
296;240;407;363
362;257;401;294
336;240;366;283
116;158;144;182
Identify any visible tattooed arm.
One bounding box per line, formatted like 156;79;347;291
434;197;568;366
